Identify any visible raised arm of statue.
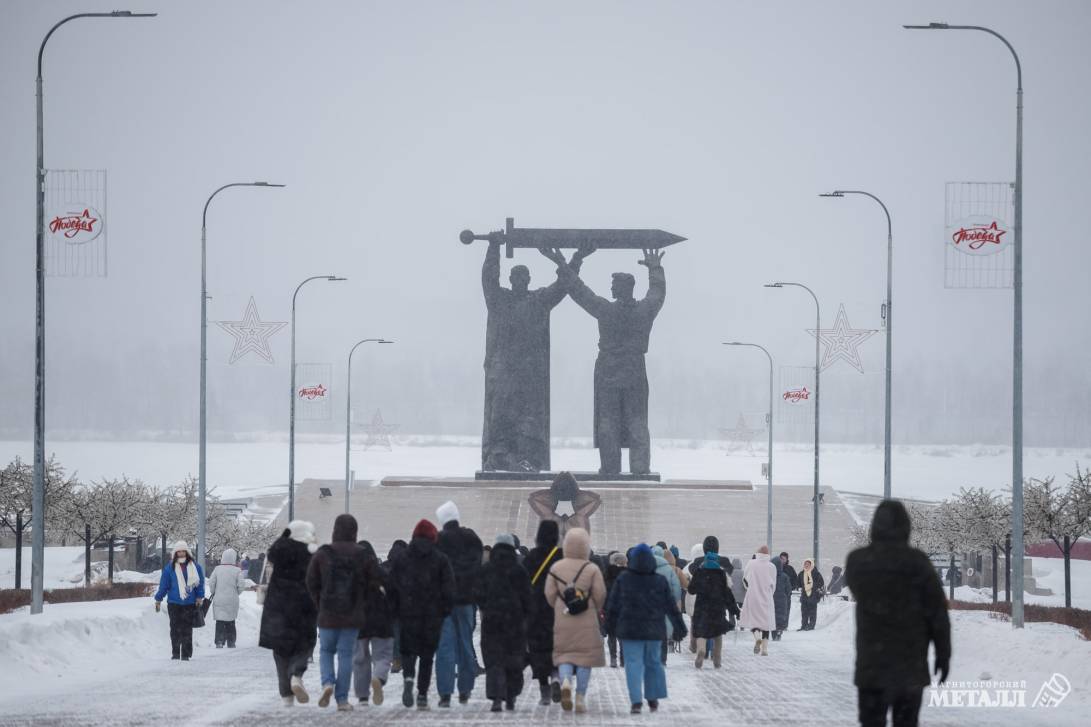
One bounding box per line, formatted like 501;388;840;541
482;240;502;306
553;245;609;319
640;248;666;317
539;248;585;308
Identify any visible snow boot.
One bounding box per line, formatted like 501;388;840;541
458;693;471;705
760;638;769;656
752;631;762;654
505;698;516;711
648;699;659;712
416;693;429;710
402;678;414;708
631;703;642;714
491;699;503;712
438;695;451;708
291;675;310;703
337;702;354;712
560;677;573;711
575;694;587;714
539;683;551;706
318;685;334;708
371;677;384;705
551;679;562;703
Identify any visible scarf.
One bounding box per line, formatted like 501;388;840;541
174;560;200;600
802;569;813;597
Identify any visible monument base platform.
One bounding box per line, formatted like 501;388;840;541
380;476;751;490
475;470;661;483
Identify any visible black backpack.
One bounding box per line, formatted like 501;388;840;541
550;562;592;615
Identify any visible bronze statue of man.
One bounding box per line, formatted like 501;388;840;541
480;240;583;471
543;246;666;475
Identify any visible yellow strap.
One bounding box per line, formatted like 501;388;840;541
531;546;560;585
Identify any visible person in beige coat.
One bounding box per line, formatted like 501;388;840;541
544;527;606;713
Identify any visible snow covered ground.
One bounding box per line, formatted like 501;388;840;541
0;546;158;590
1;439;1086;502
0;593;1085;725
953;556;1091;611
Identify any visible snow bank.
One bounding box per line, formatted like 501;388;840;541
0;546;84;590
0;591;262;700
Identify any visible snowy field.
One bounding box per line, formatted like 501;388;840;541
0;546;157;591
0;593;1086;725
1;439;1087;503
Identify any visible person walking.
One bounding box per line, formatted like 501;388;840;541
605;543;687;714
604;551;627;668
771;554;792;640
386;540;408;674
259;521;319;707
153;541;205;661
651;545;682;664
206;547;249;648
523;520;564;704
798;558;825;631
828;565;846;595
388;519;456;710
476;533;533;712
847;501;950;727
544;527;607;714
306;514;381;712
433;500;484;707
687;551;739;668
353;540;397;707
738;546;777;656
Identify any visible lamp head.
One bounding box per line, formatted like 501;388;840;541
819;191;845;198
763;282;783;289
328;276;347;282
903;22;949;30
378;339;394;344
253;181;286;187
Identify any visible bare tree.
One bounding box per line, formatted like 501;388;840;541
0;456;77;589
59;477;149;586
1025;468;1091;608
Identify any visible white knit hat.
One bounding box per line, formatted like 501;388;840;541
171;541;193;559
436;500;460;526
288;520;317;546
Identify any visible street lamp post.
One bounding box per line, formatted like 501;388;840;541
200;182;284;567
288;276;347;522
344;339;394;513
766;282;821;568
821;190;893;500
724;342;775;552
904;20;1025;629
32;10;156;615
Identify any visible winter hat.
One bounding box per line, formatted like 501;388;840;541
669;545;680;560
608;551;627;567
171;541;193;560
220;547;237;565
870;499;912;544
412;519;439;543
702;552;721;570
702;535;719;554
652;545;665;559
288;520;318;553
690;543;705;562
494;533;516;548
535;519;560;549
332;513;359;543
436;500;460;526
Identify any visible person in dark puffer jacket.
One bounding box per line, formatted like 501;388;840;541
259;521;319;707
771;554;791;640
353;540;398;706
847;501;950;727
604;551;627;668
522;520;564;705
388;519;456;710
434;500;484;706
306;514;381;711
687;552;739;668
476;533;533;712
605;543;687;714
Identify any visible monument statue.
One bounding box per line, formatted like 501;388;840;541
479;240;584;472
543;245;666;475
528;471;602;537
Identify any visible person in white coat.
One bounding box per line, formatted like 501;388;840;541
206;547;252;648
738;546;777;656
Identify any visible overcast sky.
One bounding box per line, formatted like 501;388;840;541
1;0;1089;445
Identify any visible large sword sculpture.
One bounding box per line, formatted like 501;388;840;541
460;217;686;258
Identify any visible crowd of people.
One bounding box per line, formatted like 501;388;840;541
152;497;951;725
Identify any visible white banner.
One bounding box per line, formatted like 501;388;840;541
45;169;108;277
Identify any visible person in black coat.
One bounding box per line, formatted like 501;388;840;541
846;500;951;727
605;543;687;714
434;500;484;705
604;551;627;668
771;554;791;640
386;540;407;674
828;565;846;595
353;540;398;705
522;520;563;705
259;521;319;706
797;558;825;631
686;535;733;578
388;519;456;710
475;534;533;712
686;552;739;668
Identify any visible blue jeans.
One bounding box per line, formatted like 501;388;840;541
557;663;592;695
435;604;477;697
319;627;358;705
621;640;667;704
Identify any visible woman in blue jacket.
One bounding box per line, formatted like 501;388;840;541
154;541;206;660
